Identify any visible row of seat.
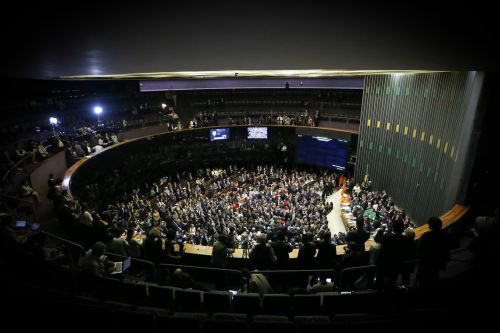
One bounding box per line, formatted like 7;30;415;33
33;297;453;333
5;260;461;333
77;275;431;317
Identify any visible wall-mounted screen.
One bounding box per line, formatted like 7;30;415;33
209;128;230;141
247;127;268;139
295;135;349;170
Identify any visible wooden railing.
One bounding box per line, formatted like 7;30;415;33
414;204;470;239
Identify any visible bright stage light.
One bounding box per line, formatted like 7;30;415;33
49;117;58;125
94;106;103;114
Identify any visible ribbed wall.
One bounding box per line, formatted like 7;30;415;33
355;72;481;225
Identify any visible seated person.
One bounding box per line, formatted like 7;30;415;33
0;213;28;250
242;268;273;295
170;268;206;290
338;241;369;290
307;273;335;293
0;213;47;258
37;143;49;159
79;241;115;276
19;179;40;204
171;268;193;289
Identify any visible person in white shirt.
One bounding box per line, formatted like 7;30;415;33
93;145;104;153
19;180;41;204
37;143;49;159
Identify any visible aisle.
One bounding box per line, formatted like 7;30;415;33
326;188;347;235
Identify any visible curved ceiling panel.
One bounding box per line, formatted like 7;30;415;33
2;1;497;79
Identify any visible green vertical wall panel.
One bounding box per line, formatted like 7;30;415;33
355;72;477;225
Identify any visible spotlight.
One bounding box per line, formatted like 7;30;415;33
49;117;58;136
93;106;103;126
161;103;167;109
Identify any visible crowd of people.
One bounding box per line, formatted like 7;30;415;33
187;108;320;128
1;111;475;294
64;129;120;163
100;165;338;250
344;179;414;235
338;179;464;289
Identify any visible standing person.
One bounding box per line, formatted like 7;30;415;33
164;229;182;262
375;220;415;290
212;234;234;268
126;228;142;258
316;231;337;269
249;234;277;270
47;173;56;188
271;231;292;269
338;174;345;189
297;233;317;269
105;228;129;257
417;217;459;287
346;219;370;251
211;234;234;290
47;174;57;200
142;230;163;264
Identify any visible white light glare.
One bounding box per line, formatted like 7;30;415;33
49;117;58;125
94;106;103;114
313;136;332;142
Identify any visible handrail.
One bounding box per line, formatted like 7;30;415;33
1;154;32;188
0;192;34;205
248;269;336;274
414;204;470;240
159;263;242;275
62;124;358;192
103;251;155;270
337;264;376;291
40;231;85;252
0;192;38;223
39;231;85;272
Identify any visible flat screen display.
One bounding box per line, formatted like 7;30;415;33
123;256;131;271
15;221;27;228
209;128;230;141
247;127;268;139
295;135;349;170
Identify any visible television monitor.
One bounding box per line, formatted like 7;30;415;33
295;135;349;170
15;221;27;228
209;128;230;141
247;127;268;139
123;256;131;271
111;256;131;274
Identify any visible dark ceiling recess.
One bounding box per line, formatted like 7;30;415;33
1;2;498;79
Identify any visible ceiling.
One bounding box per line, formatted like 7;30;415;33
2;1;498;79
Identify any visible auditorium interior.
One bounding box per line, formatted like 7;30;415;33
1;2;499;332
